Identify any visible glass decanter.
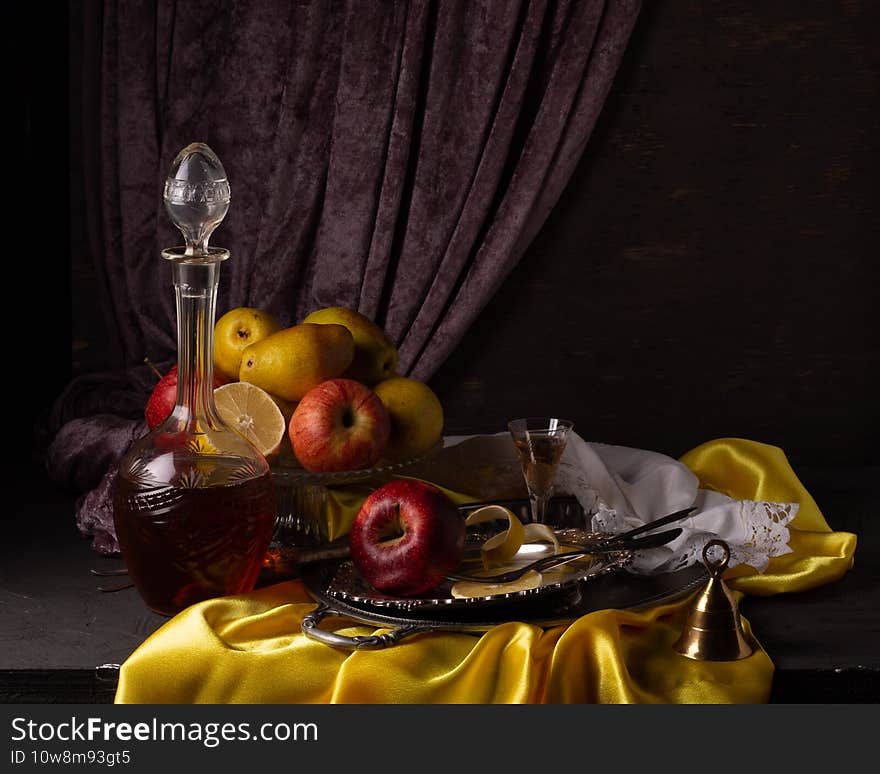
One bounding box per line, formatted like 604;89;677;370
113;143;277;617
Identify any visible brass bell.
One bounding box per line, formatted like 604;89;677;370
674;539;757;661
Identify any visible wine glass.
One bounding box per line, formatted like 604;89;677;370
508;418;574;525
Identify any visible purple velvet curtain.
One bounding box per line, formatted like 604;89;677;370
51;0;641;547
82;0;639;375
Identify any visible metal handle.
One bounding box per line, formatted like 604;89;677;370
702;539;731;577
301;604;430;650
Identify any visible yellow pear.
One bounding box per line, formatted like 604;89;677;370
303;306;398;385
238;323;354;402
373;376;444;462
213;307;282;381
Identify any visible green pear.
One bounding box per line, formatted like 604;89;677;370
303;307;398;385
239;323;354;402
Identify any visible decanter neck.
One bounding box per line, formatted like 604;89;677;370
172;260;222;428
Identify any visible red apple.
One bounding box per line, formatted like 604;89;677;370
349;479;465;596
289;378;390;472
145;364;228;429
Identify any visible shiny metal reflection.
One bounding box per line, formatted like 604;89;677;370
674;539;757;661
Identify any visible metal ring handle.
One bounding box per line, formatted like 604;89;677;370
702;539;730;577
301;603;430;651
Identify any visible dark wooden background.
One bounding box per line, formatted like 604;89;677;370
432;0;879;466
16;0;878;470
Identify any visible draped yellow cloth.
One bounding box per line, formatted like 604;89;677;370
114;438;857;704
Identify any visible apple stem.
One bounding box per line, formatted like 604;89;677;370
144;357;164;381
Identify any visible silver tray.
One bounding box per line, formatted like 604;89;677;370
300;558;708;650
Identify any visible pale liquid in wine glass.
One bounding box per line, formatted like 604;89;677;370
513;431;567;499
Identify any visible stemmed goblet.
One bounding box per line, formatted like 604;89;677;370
508;418;574;525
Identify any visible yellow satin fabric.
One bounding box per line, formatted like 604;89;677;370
115;437;856;704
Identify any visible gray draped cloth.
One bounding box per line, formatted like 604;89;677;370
52;0;641;553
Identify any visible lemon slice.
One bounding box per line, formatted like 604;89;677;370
213;381;287;458
450;571;543;599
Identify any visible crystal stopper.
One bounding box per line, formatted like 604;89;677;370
163;142;231;255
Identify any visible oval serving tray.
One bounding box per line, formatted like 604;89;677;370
299;559;708;650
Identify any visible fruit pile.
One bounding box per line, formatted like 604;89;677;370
145;305;445;473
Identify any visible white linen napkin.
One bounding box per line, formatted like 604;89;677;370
414;433;797;574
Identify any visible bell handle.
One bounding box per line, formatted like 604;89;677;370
702;539;731;576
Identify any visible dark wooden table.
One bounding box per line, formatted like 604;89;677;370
1;461;877;704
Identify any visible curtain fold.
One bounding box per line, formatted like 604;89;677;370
411;0;640;379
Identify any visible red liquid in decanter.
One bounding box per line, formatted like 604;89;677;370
113;463;276;617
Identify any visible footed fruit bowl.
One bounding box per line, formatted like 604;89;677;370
269;441;444;547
